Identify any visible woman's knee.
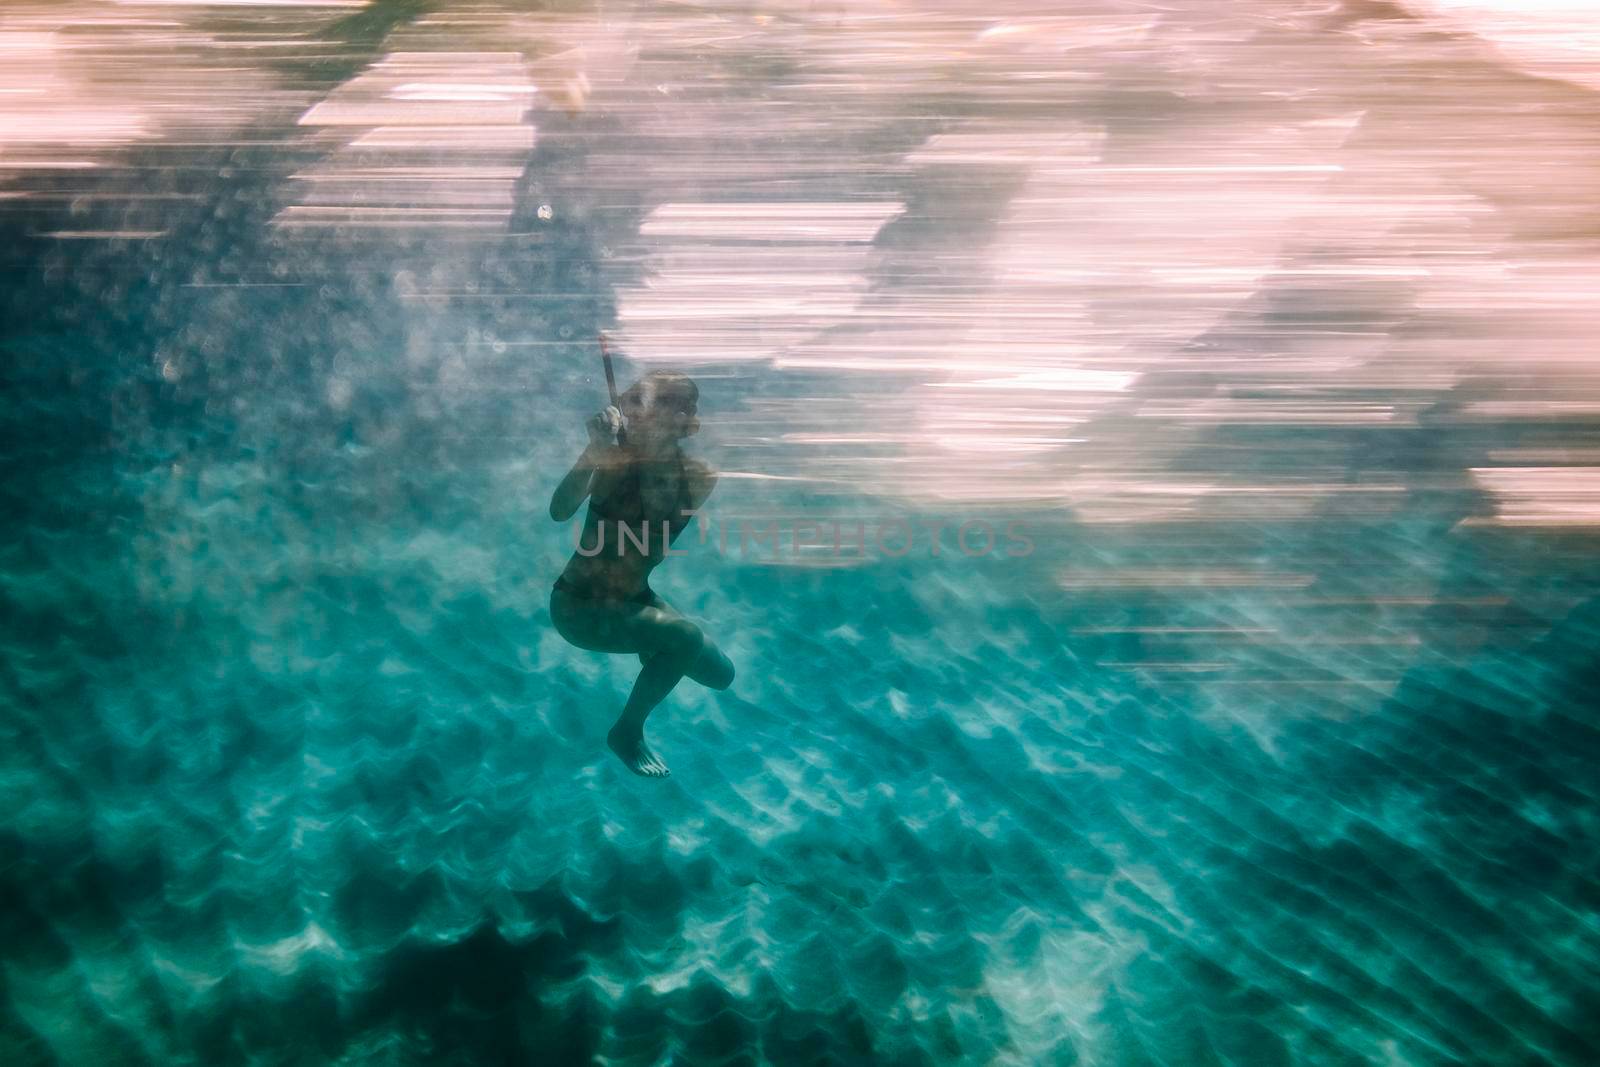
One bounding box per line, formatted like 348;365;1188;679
653;617;705;664
696;643;735;690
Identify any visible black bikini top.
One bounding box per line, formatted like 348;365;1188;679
590;452;696;534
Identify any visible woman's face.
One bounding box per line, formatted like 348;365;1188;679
624;381;697;449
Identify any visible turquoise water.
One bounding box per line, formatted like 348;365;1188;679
6;2;1600;1064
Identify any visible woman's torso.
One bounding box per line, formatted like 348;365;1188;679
557;450;696;599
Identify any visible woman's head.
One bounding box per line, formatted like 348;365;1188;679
618;370;700;448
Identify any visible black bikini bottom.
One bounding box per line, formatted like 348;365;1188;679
553;575;657;606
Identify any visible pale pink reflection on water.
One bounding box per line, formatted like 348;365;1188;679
4;0;1599;635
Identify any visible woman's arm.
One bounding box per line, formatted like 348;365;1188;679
548;447;599;522
683;456;719;512
550;408;624;521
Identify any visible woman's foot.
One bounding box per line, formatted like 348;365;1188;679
607;723;670;777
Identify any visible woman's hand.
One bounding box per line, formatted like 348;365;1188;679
586;405;626;450
552;406;625;521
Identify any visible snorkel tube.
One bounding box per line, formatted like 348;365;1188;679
598;331;627;447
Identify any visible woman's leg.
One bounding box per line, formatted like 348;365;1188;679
550;589;731;776
638;590;735;691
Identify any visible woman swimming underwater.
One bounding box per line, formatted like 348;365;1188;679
548;370;735;777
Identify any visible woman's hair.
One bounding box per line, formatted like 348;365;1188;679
620;370;698;414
